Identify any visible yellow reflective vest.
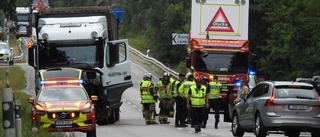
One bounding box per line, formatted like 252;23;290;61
208;81;222;99
178;81;195;98
156;81;172;99
190;85;207;107
140;80;155;103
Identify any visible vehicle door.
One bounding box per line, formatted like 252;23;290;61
102;39;132;87
248;84;269;128
239;84;261;128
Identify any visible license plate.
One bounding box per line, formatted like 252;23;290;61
223;86;228;89
288;105;307;110
55;120;72;126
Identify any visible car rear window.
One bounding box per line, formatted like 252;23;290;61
275;85;318;99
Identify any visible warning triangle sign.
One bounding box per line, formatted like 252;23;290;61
206;7;234;32
35;0;45;10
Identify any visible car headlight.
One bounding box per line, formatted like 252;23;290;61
81;108;93;114
34;110;47;116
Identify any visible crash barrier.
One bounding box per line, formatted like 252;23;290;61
14;43;24;61
128;46;179;79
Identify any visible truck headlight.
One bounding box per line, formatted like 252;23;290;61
91;31;98;38
42;33;48;39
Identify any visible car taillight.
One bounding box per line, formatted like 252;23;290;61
265;88;284;107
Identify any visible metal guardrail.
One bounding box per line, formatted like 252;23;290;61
14;43;24;61
128;46;179;79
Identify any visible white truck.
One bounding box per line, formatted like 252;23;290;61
15;7;31;37
28;6;133;125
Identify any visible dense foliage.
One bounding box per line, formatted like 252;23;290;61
2;0;320;80
121;0;320;80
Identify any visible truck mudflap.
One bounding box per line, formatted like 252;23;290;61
105;81;133;109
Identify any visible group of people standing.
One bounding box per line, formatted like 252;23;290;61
139;71;226;133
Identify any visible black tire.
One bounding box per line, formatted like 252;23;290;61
86;126;97;137
231;112;244;137
311;129;320;137
254;113;267;137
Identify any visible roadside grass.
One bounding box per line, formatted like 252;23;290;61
0;67;62;137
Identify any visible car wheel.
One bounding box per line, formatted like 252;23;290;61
311;129;320;137
254;113;267;137
231;112;244;136
86;125;96;137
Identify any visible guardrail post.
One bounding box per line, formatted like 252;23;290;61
2;87;15;137
15;100;22;137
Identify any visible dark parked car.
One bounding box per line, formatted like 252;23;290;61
231;81;320;137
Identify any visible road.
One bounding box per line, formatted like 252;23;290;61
16;37;311;137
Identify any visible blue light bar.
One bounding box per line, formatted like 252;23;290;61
40;80;45;85
249;70;255;75
235;82;241;87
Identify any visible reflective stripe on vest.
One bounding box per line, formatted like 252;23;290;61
208;82;222;99
190;85;206;107
140;80;155;103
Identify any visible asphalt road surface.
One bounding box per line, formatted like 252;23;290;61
16;38;311;137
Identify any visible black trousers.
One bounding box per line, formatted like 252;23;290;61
174;97;187;125
204;98;222;124
191;107;206;127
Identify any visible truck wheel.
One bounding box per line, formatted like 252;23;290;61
86;126;96;137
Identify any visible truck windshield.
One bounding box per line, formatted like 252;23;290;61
39;44;103;68
194;51;248;73
17;14;29;22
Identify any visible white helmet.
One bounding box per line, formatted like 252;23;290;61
144;72;152;79
164;72;171;77
185;72;192;79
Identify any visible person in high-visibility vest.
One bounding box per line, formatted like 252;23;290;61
155;72;173;124
140;72;158;125
204;75;222;129
172;73;188;127
178;72;195;125
186;76;208;133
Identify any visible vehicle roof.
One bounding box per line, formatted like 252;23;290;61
262;81;314;87
41;77;83;88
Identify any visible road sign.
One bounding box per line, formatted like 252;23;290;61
206;7;234;32
172;33;189;45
